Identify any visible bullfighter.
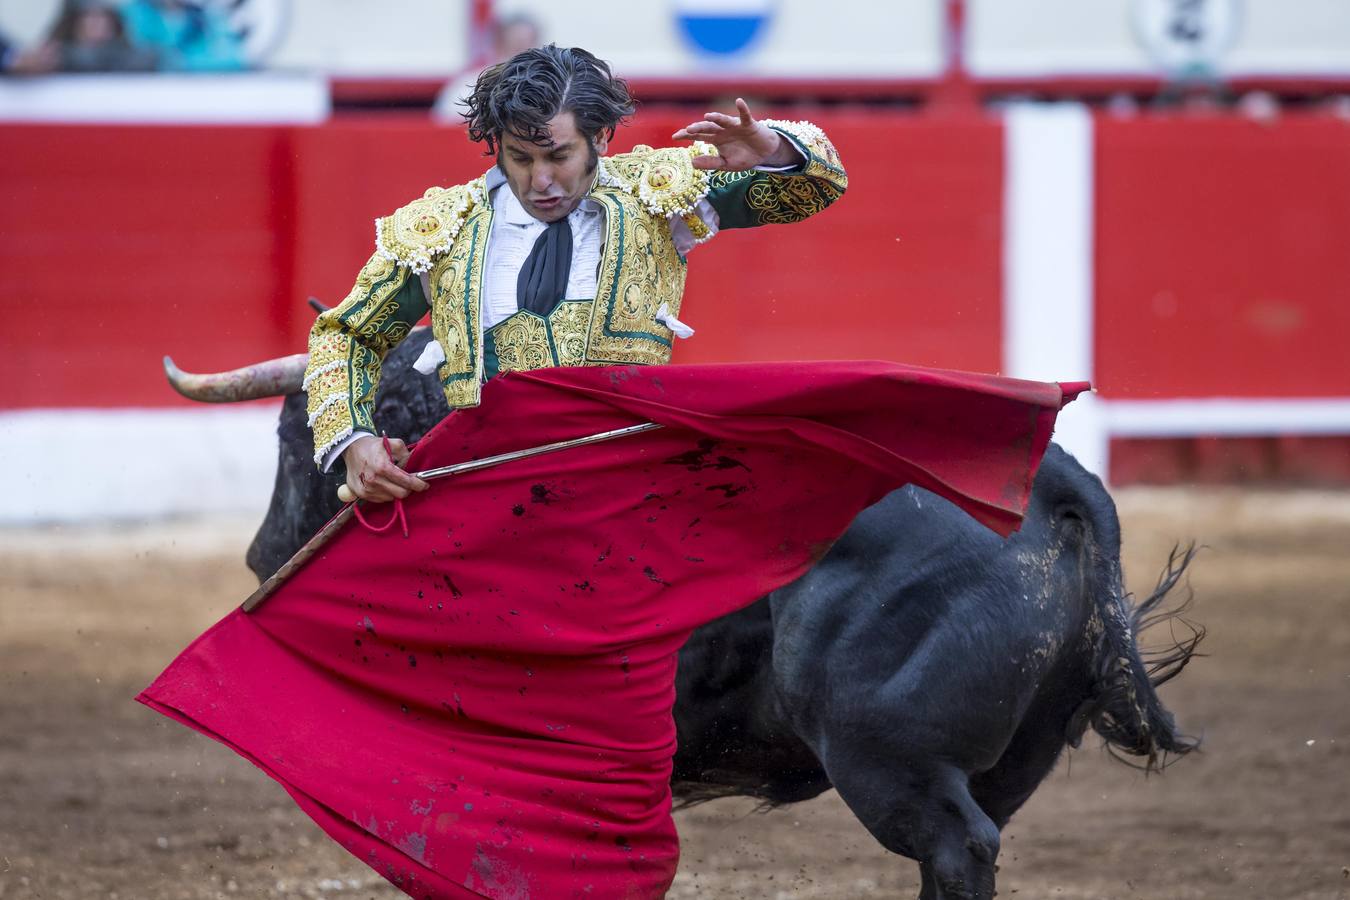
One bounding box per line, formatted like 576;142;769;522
301;44;847;498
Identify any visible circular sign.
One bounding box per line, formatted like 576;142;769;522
673;0;776;58
1133;0;1242;76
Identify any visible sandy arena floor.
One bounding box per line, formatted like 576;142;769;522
2;488;1348;899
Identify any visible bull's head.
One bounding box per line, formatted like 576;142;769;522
165;313;442;582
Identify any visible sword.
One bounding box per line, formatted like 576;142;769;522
242;422;663;612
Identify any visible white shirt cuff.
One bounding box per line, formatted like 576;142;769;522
753;132;809;172
668;197;720;255
322;430;375;472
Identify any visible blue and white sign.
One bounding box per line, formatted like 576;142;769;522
673;0;776;57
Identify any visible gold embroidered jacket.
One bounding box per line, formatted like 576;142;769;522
304;119;847;466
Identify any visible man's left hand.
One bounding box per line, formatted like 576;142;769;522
672;98;800;172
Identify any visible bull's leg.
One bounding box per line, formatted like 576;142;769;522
918;862;939;900
967;663;1096;832
827;759;999;900
968;725;1069;832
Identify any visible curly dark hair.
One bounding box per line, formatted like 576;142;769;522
462;45;636;154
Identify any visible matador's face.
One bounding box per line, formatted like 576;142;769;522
499;112;607;224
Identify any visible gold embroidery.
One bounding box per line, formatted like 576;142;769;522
714;169;753;186
746;178;841;224
602;142;716;216
356;301;401;344
443;377;480;409
376;178;485;274
344;255;397;302
304;251;414;462
428;207;490;409
585;190;680;365
759;118;846;183
680;211;712;242
548;301;594;367
430;254;470;371
492;314;552;373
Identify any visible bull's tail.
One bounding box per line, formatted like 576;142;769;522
1070;542;1205;770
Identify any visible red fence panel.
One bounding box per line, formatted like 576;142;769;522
1;125;298;408
1094;114;1350;400
0;111;1005;409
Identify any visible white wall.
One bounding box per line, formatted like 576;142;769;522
7;1;1350;80
0;0;61;44
499;0;945;78
1;408;282;525
268;0;470;76
266;0;948;80
1227;1;1350;75
967;0;1350;78
0;72;329;124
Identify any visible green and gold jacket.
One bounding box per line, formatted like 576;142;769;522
304;119;847;466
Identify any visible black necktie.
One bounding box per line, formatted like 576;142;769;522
516;218;573;317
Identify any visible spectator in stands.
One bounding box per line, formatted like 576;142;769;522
432;13;542;123
0;28;15;71
121;0;245;72
5;1;157;74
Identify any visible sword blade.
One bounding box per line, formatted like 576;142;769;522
415;422;663;482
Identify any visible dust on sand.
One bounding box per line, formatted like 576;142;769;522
2;491;1348;899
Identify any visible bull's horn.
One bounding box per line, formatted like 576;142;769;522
163;354;309;402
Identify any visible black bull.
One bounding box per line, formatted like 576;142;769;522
245;331;1201;900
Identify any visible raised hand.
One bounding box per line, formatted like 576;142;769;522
672;98;800;172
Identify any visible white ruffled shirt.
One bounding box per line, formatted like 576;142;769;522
474;170;718;330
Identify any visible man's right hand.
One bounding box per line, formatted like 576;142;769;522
342;435;429;502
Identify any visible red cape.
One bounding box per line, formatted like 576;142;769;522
140;361;1086;899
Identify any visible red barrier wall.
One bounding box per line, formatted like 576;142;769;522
0;110;1005;409
1;126;299;408
5;110;1347;423
1095;113;1350;399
